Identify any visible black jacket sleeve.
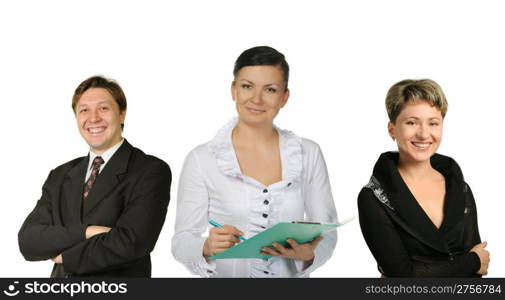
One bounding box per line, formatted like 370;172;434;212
358;188;481;277
462;184;481;252
61;161;171;275
18;170;87;261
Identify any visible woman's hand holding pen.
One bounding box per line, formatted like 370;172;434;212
471;241;490;275
203;225;244;257
261;236;324;261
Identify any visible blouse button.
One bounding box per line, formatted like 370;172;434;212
263;200;269;205
263;271;269;274
287;182;292;187
262;213;268;218
263;189;268;193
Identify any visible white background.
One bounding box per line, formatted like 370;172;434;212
1;0;503;277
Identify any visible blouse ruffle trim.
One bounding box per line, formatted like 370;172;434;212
207;117;303;183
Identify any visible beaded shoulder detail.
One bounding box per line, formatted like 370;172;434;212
364;176;395;211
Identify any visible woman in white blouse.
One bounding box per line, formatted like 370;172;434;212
172;46;338;277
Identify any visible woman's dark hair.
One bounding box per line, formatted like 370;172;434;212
233;46;289;89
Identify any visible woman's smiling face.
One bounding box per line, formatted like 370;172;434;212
389;99;444;164
231;65;289;127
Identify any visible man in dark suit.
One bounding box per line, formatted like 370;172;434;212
18;76;171;277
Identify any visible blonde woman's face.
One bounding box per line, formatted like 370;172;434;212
231;65;289;127
388;100;443;164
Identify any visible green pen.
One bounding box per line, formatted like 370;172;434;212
209;219;247;241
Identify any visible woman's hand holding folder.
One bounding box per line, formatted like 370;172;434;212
260;236;324;261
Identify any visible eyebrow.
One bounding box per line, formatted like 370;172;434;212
405;116;441;120
238;79;281;87
76;101;111;109
238;79;253;84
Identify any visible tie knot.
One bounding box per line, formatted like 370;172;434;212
91;156;104;169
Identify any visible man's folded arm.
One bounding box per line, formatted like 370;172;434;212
18;171;87;261
62;161;171;275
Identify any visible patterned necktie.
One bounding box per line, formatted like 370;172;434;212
83;156;104;199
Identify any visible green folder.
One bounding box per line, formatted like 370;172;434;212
209;222;338;260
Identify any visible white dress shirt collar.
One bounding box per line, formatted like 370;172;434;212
85;138;124;181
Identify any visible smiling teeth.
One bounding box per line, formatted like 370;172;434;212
88;128;105;134
413;142;430;147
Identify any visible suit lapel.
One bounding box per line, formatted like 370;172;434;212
62;156;88;224
83;141;132;217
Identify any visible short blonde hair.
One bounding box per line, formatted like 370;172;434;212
385;79;448;123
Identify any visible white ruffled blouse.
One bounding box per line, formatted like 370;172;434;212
171;118;338;277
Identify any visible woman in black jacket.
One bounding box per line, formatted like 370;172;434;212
358;79;490;277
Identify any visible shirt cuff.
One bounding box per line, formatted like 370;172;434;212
294;258;314;273
467;251;482;274
179;237;218;277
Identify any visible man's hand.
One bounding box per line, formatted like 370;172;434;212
51;254;63;264
85;225;112;239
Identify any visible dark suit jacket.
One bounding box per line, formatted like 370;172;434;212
358;152;481;277
18;140;171;277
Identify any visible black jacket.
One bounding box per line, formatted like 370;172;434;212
18;140;171;277
358;152;481;277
